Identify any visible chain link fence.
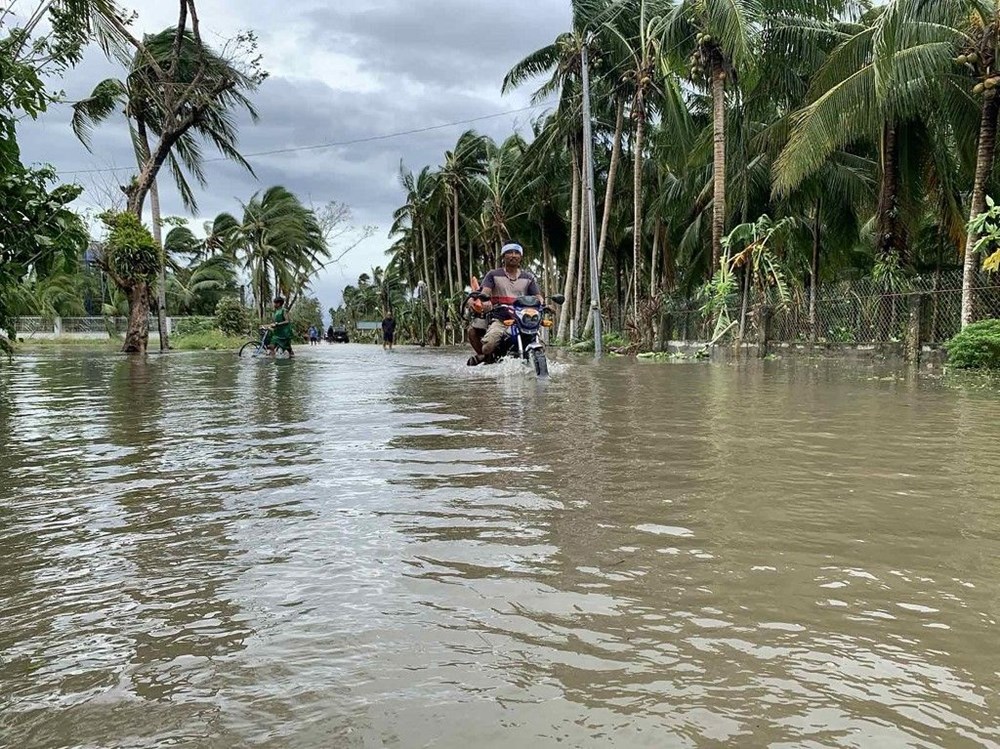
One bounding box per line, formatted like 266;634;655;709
656;270;1000;346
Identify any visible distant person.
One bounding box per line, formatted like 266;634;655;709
381;313;396;351
268;296;294;359
308;325;319;345
326;324;334;343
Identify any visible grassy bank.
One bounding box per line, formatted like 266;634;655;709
11;337;120;351
171;331;245;351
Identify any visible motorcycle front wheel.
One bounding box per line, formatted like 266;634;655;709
531;348;549;378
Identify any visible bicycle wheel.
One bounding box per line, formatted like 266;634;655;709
239;339;264;358
531;349;549;378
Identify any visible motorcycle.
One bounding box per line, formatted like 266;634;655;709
467;291;565;377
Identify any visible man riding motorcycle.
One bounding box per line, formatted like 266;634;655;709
466;242;543;366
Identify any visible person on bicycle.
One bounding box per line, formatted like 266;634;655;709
268;296;294;358
467;242;542;365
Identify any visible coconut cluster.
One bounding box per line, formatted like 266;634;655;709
955;50;999;95
690;32;719;82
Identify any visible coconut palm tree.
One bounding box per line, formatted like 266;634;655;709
876;0;1000;327
212;186;329;321
72;27;258;350
441;131;489;290
392;165;439;325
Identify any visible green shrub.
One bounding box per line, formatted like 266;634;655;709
215;296;251;336
173;316;216;336
945;319;1000;369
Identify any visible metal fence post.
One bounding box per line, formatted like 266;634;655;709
755;305;771;357
905;293;924;364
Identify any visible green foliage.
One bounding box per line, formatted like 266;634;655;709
698;256;739;341
100;211;159;285
170;330;245;351
291;297;323;341
725;215;796;306
0;164;88;346
945;319;1000;369
214;296;251;336
216;186;329;319
970;196;1000;272
172;316;216;336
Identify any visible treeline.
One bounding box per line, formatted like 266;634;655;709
385;0;1000;346
1;1;353;354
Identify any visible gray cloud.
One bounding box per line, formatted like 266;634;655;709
307;0;569;89
15;0;571;313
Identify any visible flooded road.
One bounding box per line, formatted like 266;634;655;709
1;346;999;748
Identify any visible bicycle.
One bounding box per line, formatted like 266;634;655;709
238;326;272;358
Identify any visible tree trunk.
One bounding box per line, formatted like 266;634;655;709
963;89;1000;328
539;218;551;298
453;191;463;289
876;122;902;263
650;218;660;298
445;203;455;302
122;281;151;354
583;97;625;338
810;196;821;342
150;177;169;351
632;95;645;324
711;68;727;275
420;225;435;320
557;147;581;341
574;178;587;335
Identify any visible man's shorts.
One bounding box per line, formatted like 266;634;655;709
482;320;508;351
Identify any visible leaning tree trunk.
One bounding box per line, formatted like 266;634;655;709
632;95;645;324
557;147;581;341
122;281;151;353
711;67;727;276
574;192;587;336
963;88;1000;328
149;176;169;352
583;97;625;338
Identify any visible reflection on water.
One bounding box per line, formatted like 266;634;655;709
1;347;999;747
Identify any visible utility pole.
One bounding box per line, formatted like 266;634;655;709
581;39;603;358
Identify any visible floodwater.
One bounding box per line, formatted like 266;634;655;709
1;346;998;748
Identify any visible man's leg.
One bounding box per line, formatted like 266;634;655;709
468;326;484;355
475;320;507;363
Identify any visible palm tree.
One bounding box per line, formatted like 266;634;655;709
70;1;263;353
212;186;329;321
392;165;439;328
876;0;1000;327
599;0;671;320
72;27;258;350
666;0;770;276
441;131;489;290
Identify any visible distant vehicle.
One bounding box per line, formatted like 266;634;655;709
328;326;349;343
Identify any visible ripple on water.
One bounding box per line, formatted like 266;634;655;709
1;349;999;748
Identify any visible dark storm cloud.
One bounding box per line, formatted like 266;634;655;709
306;0;570;89
14;0;572;310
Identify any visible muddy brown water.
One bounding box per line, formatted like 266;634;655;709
1;347;998;748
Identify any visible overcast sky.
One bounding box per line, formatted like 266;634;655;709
18;0;572;315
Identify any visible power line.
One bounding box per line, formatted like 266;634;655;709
59;100;557;177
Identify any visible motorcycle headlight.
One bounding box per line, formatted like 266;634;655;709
519;308;541;330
